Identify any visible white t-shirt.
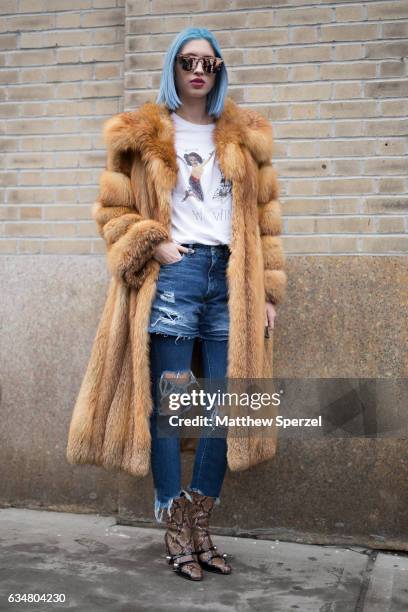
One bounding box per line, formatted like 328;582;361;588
169;111;232;245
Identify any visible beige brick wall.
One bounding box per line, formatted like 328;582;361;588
1;1;125;255
1;1;407;255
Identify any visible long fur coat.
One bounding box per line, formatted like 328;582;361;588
66;96;287;478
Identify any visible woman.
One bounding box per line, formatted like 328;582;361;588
66;27;287;582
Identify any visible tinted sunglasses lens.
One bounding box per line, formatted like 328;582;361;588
180;56;193;71
205;58;223;73
203;58;214;73
178;55;223;73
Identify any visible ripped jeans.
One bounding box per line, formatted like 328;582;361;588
147;243;230;523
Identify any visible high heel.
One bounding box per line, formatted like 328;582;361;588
164;493;203;581
189;491;232;574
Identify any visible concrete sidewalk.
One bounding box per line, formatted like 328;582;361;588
0;508;407;612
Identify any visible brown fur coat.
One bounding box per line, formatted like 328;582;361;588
66;96;287;478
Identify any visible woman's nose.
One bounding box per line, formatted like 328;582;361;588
193;59;204;74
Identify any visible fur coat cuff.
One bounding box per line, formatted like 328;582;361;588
92;170;170;288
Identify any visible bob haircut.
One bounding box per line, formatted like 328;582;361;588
156;27;228;119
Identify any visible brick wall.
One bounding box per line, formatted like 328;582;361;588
1;1;407;256
1;1;125;256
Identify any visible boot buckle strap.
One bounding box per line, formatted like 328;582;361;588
168;552;195;566
195;545;225;561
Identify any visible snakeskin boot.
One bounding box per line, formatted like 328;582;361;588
189;491;232;574
164;493;203;581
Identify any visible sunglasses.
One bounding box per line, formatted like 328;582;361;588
176;54;224;74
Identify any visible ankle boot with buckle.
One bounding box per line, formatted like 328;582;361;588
164;493;203;581
189;491;232;574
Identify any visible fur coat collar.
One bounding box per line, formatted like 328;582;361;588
103;96;274;188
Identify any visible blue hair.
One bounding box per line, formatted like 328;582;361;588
156;27;228;119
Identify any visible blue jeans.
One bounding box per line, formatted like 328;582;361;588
148;243;230;523
147;242;230;342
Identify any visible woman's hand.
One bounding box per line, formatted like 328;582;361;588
153;240;190;264
265;301;276;330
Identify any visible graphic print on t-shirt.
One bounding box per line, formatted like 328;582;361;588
178;150;232;205
213;174;233;200
180;150;215;202
170;111;233;245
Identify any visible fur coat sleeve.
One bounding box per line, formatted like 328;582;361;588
257;155;286;306
91;119;170;289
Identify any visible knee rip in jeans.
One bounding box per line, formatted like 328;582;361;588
160;369;194;386
159;369;197;401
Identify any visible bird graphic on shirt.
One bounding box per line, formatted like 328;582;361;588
179;151;215;202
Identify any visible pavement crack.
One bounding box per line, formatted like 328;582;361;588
354;549;378;612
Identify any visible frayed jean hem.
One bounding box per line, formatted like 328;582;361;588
153;488;193;524
185;485;221;507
